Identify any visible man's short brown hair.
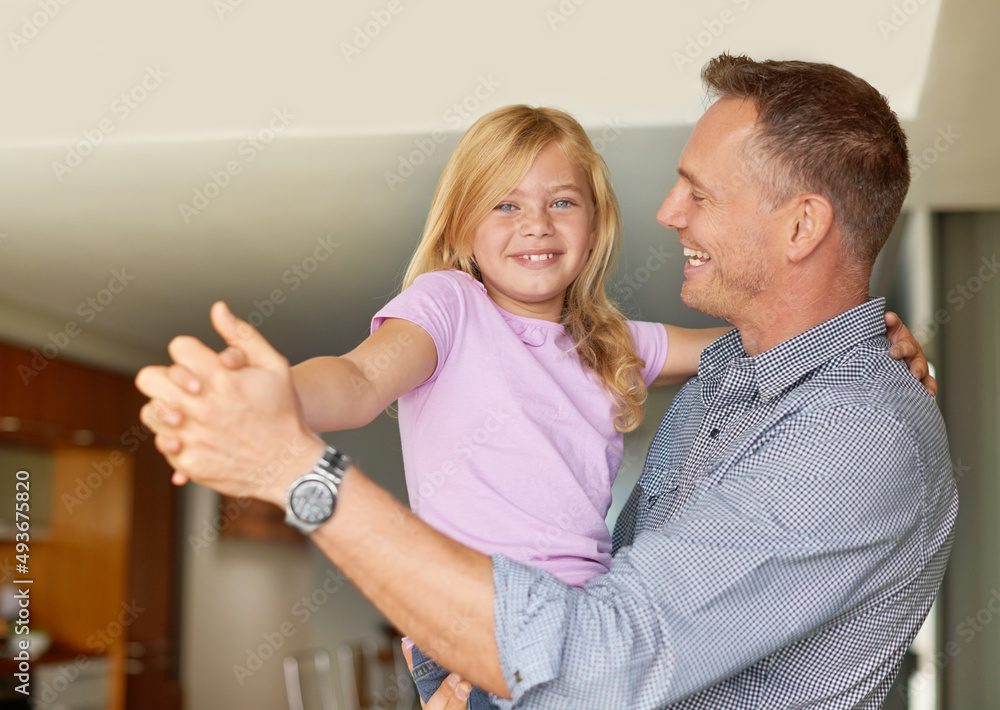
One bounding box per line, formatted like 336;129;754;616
702;54;910;265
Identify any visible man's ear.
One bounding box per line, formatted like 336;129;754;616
786;193;834;263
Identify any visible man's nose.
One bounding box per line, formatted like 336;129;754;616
657;182;686;230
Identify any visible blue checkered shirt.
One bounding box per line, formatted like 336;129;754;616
492;298;958;709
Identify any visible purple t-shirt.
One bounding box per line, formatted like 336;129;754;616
372;269;669;586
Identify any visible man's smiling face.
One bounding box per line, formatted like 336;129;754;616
656;98;786;324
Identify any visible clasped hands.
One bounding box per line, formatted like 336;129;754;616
134;301;325;506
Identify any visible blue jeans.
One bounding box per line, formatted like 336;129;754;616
410;643;498;709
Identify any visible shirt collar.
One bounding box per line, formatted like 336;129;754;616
697;298;889;401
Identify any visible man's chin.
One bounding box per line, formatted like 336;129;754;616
682;287;733;323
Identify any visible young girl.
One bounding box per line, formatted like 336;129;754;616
283;105;689;707
276;105;925;708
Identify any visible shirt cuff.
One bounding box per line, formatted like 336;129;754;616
492;554;571;706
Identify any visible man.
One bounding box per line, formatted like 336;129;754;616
137;54;956;708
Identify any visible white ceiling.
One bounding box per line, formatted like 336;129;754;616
1;0;994;376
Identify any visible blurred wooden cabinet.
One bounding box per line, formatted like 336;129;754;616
0;340;182;710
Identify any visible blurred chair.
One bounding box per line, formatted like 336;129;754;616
336;645;361;710
390;640;418;710
284;648;339;710
286;640;418;710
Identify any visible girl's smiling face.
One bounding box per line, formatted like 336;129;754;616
471;142;597;322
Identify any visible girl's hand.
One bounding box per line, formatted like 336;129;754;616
885;311;937;396
402;640;470;710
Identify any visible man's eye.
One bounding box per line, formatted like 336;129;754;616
690;194;705;203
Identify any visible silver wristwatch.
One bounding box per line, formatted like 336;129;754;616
284;445;352;534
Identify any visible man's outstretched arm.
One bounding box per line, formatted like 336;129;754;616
138;303;945;709
136;302;510;697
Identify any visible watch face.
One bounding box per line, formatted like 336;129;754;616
290;480;335;524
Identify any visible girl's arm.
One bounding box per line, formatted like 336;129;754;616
650;313;936;394
651;325;733;387
293;318;437;432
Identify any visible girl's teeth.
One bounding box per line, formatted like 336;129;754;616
521;253;555;262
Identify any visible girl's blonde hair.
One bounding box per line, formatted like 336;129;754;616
403;105;646;431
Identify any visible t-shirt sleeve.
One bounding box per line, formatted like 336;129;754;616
371;271;467;384
627;320;669;387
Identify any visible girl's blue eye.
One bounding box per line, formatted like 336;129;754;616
553;199;572;208
496;203;515;212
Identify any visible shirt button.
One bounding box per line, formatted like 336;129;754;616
709;428;720;438
514;670;523;683
648;495;658;506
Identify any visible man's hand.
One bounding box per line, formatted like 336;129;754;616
885;311;937;396
402;640;470;710
135;301;324;505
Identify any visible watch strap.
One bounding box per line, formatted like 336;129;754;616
284;445;352;533
314;445;351;486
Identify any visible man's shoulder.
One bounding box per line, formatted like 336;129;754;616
800;337;937;415
769;336;947;460
656;333;946;458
